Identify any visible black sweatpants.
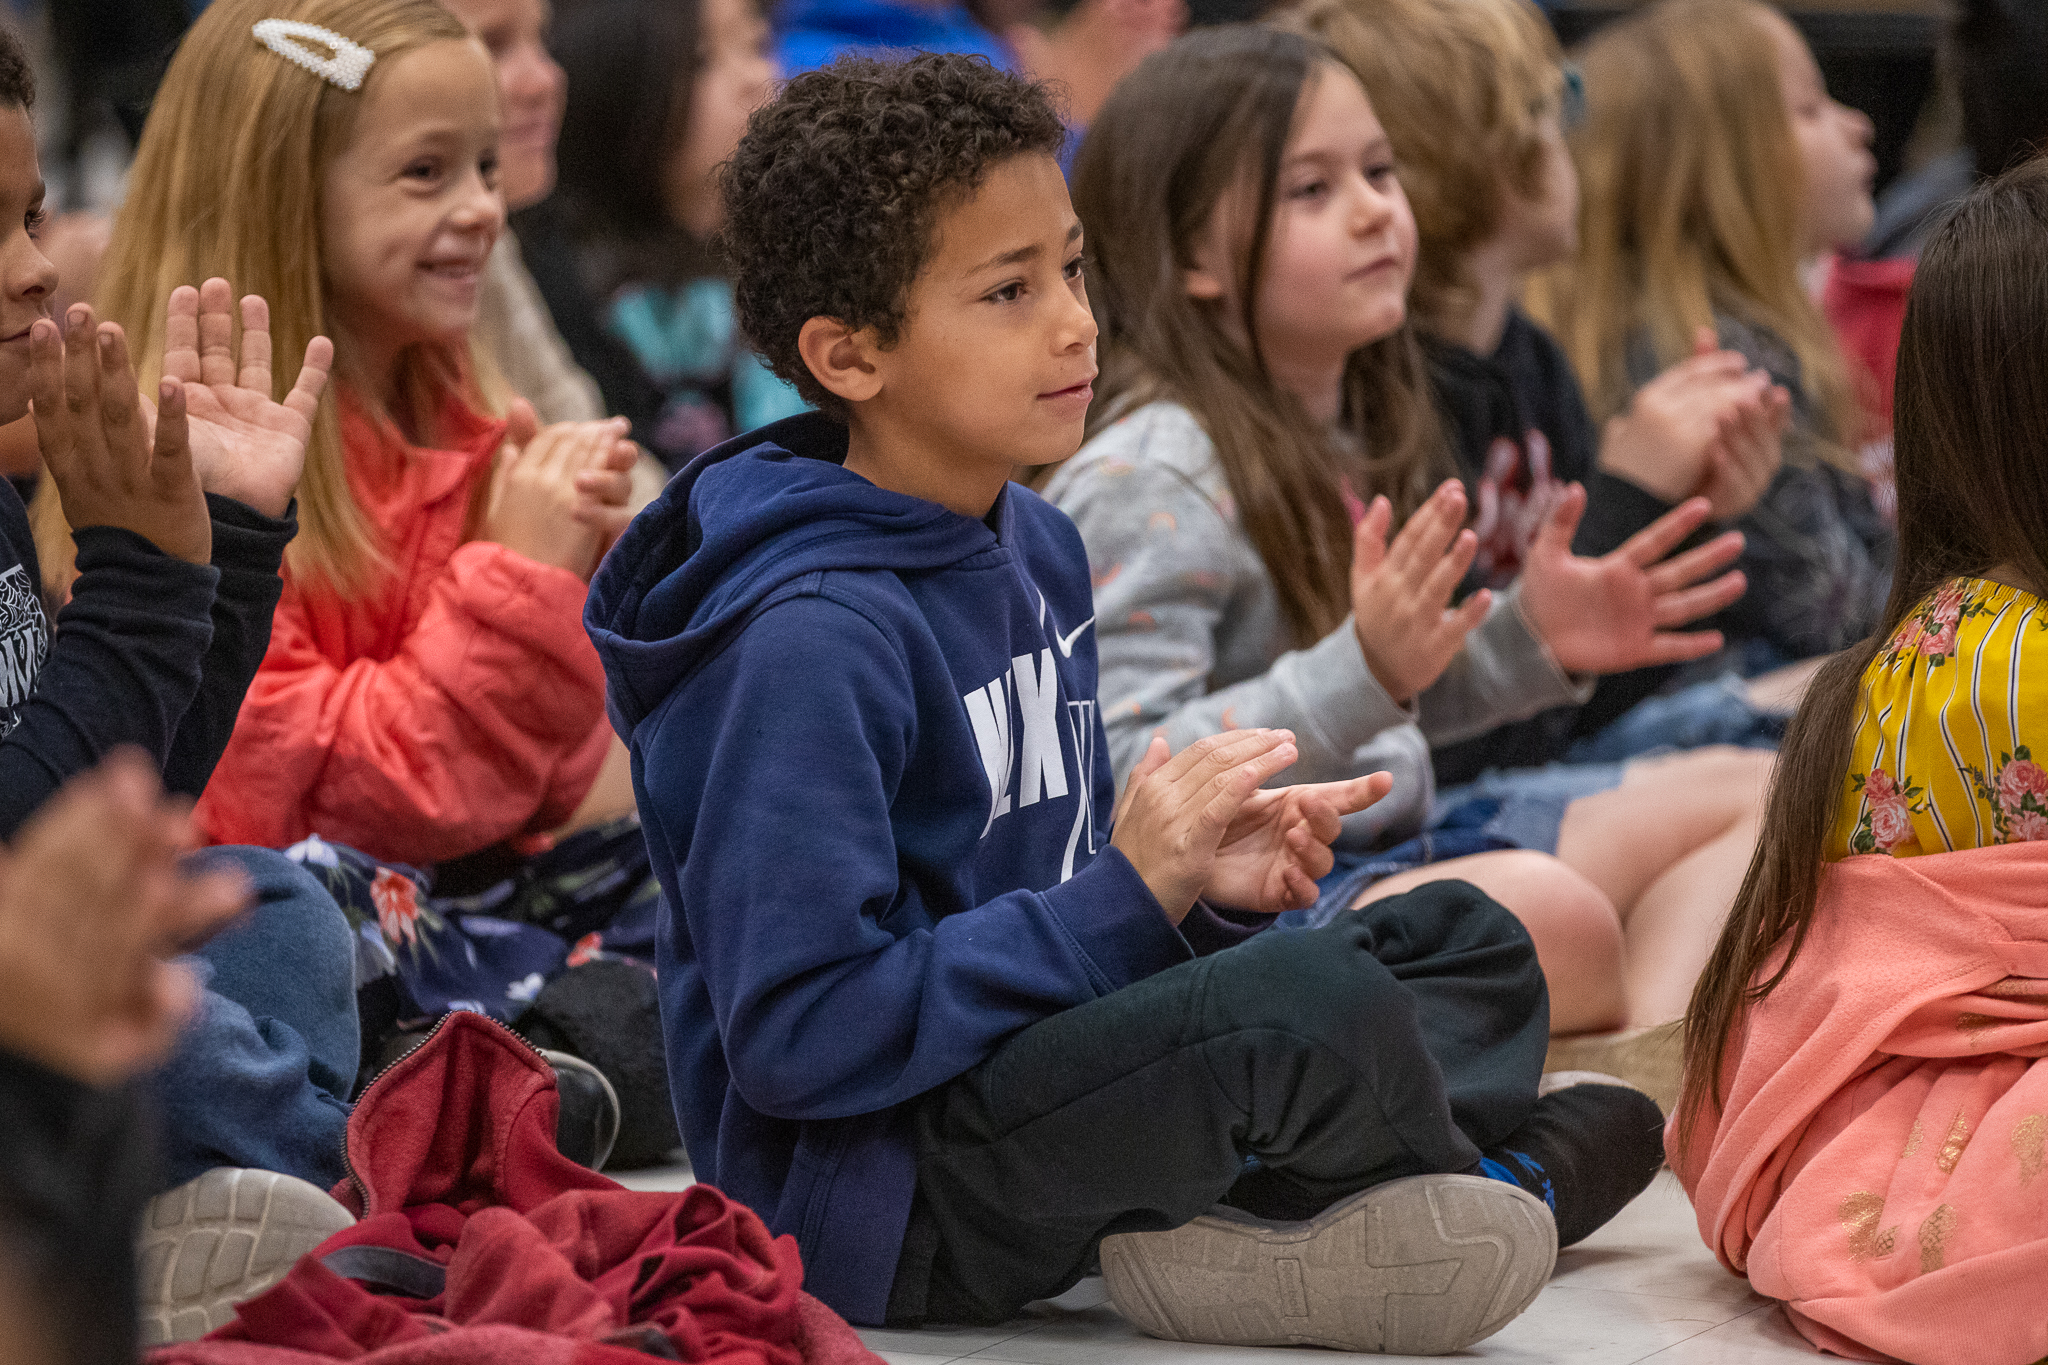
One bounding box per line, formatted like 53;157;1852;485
886;880;1549;1325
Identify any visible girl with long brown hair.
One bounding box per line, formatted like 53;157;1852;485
1531;0;1893;676
1673;160;2048;1365
1046;24;1783;1041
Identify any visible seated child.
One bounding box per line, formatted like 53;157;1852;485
1530;0;1893;686
1287;0;1794;772
0;28;370;1341
1673;160;2048;1365
587;51;1665;1351
58;0;661;1034
1049;25;1772;1036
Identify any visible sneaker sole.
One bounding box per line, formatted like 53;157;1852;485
137;1168;357;1346
1100;1174;1557;1356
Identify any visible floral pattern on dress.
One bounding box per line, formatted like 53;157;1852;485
1962;747;2048;844
1847;768;1928;855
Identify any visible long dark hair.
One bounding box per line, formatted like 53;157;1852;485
1065;25;1453;647
549;0;712;293
1679;157;2048;1141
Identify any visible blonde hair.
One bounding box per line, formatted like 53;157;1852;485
1281;0;1563;334
1525;0;1856;454
36;0;481;596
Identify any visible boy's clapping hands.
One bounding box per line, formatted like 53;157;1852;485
0;751;248;1088
1112;729;1391;923
30;279;332;568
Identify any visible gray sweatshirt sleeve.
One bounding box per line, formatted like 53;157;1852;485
1415;584;1594;747
1054;449;1414;790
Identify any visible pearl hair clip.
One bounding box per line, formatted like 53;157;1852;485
252;19;376;92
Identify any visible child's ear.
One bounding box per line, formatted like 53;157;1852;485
797;316;884;405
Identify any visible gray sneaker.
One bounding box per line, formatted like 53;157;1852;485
137;1167;357;1345
1100;1173;1556;1356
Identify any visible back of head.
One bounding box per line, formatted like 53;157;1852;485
95;0;471;592
550;0;705;291
718;52;1065;420
1538;0;1850;445
1953;0;2048;180
1282;0;1561;333
1679;158;2048;1138
1072;24;1450;645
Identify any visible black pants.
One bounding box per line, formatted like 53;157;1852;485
887;881;1549;1325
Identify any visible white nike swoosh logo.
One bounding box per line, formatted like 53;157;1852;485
1054;615;1096;657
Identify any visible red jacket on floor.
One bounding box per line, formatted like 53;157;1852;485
195;390;612;865
150;1013;881;1365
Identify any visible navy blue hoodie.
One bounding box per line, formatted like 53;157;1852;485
585;414;1192;1323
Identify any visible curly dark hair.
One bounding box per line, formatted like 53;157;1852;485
718;53;1066;419
0;23;33;111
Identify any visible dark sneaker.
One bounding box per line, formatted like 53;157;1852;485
541;1048;621;1171
1100;1173;1555;1355
1479;1078;1665;1247
137;1167;356;1345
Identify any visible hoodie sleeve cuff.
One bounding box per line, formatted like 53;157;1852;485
1575;470;1678;559
1040;846;1193;994
1262;617;1416;764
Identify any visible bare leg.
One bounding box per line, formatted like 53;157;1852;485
1745;655;1830;714
1554;747;1773;1027
1353;850;1628;1036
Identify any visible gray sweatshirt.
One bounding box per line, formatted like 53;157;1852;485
1044;401;1592;849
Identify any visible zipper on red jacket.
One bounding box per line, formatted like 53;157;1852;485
339;1011;558;1211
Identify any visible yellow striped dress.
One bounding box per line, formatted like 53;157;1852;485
1830;577;2048;860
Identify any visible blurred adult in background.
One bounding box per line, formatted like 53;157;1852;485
1003;0;1185;167
520;0;804;469
436;0;609;426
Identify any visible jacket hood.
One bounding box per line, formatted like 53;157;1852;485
587;413;1007;735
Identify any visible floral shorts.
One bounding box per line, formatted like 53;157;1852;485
285;815;660;1028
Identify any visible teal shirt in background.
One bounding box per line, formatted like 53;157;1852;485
605;279;810;464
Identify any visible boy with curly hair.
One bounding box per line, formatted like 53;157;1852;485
587;52;1660;1352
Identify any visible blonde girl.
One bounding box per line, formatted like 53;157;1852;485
81;0;641;870
1531;0;1892;671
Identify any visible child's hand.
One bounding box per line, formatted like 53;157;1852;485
161;279;332;520
30;305;211;565
479;408;629;580
1599;328;1789;519
1110;729;1308;924
0;751;249;1087
1351;480;1492;703
568;424;641;544
1517;485;1748;675
1202;769;1394;914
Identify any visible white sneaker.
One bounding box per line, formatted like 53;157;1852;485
137;1167;356;1345
1101;1173;1556;1356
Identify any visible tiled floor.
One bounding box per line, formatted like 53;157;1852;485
610;1165;1821;1364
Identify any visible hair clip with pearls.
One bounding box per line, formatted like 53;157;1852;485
252;19;376;92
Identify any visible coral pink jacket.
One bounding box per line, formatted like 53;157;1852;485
197;390;609;865
1669;841;2048;1364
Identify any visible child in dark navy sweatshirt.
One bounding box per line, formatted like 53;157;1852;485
586;53;1664;1353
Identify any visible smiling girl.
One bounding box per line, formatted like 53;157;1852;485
81;0;643;895
1048;25;1783;1039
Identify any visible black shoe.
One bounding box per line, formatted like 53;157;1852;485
541;1049;621;1171
1478;1078;1664;1247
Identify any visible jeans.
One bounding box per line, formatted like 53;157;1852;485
886;881;1548;1324
151;846;359;1192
